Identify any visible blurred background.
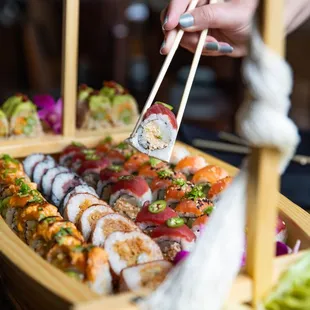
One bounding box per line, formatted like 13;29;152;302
0;0;310;208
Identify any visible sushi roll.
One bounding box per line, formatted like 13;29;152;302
123;153;149;174
150;169;186;200
81;91;112;130
128;102;178;162
51;172;85;207
192;165;229;185
106;142;135;164
0;109;9;139
59;142;86;167
119;260;172;292
76;84;94;129
63;193;102;224
104;231;163;276
79;204;114;241
138;157;169;185
2;93;26;117
91;213;139;246
174;156;207;179
41;166;69;198
23;153;46;179
110;176;152;220
100;81;126;99
32;157;56;190
207;176;233;200
151;218;196;261
96;136;114;154
70;149;97;172
135;201;178;235
96;165;130;201
165;179;194;208
170;144;190;166
0;155;26;185
62;184;98;212
191;215;208;238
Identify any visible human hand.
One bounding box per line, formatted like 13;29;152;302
160;0;258;57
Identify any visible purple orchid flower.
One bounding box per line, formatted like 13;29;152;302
33;95;62;134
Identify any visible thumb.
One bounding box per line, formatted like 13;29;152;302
178;2;255;32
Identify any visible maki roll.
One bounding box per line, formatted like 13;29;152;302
0;109;9;139
81;91;112;130
123;153;149;174
104;231;163;276
135;201;178;235
32;157;56;190
76;84;93;129
41;166;69;198
96;165;130;201
91;213;139;246
51;172;85;207
165;179;194;208
106;142;135;164
96;136;114;154
119;260;172;292
0;154;27;185
191;215;208;238
79;204;114;241
192;165;229;185
128;102;178;162
170;144;190;165
23;153;46;179
175;156;207;178
59;142;86;167
70;149;97;172
138;157;169;185
109;175;152;220
100;81;126;99
62;193;101;224
151;218;196;261
207;176;233;200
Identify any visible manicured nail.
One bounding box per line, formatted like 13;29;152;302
218;44;234;53
204;42;219;51
160;41;165;55
162;15;168;30
179;13;194;28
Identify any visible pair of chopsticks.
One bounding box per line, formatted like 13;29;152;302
130;0;218;138
193;132;310;166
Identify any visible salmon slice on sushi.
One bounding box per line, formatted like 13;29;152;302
96;165;130;201
109;175;152;220
128;102;178;162
151;218;196;261
32;157;56;190
62;192;102;224
104;231;163;277
91;213;139;246
119;260;172;292
174;155;207;179
192;165;229;186
138;157;169;185
123;152;149;174
106;141;135;164
191;215;209;238
135;201;178;235
207;176;233;200
79;204;114;241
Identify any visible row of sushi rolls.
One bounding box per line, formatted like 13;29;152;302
0;113;290;296
0;81;138;139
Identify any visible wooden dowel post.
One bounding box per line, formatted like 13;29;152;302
61;0;79;137
245;0;285;307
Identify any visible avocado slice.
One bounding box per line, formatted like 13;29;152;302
2;95;24;118
100;81;125;99
78;84;93;102
112;94;138;124
88;94;111;121
0;110;8;137
11;101;37;117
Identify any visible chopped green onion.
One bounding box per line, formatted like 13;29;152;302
109;165;122;172
185;185;205;200
203;206;214;216
149;157;161;168
166;217;185;228
172;178;187;187
71;141;84;147
148;200;167;214
157;169;173;179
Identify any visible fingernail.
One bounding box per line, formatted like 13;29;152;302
204;42;219;51
179;13;194;28
218;44;234;53
162;15;168;30
160;41;165;55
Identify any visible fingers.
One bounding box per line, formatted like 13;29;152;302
178;2;255;32
160;28;178;55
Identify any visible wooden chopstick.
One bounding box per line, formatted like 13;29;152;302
130;0;200;137
193;137;310;166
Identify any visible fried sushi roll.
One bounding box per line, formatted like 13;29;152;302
110;176;152;220
135;201;178;235
79;204;114;241
119;260;172;292
96;165;130;201
32;157;56;190
174;155;207;179
128;102;178;162
62;193;102;224
104;231;163;276
91;213;139;246
0;109;9;139
151;218;196;261
192;165;229;186
164;179;194;208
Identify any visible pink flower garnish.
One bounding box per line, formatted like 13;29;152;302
173;250;190;265
33;95;62;134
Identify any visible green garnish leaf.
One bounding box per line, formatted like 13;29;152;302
72;141;84;147
109;165;122;172
85;154;100;161
172;178;186;187
156;101;173;111
149;157;161;168
116;142;127;150
157;169;173;179
118;175;132;181
203;206;214;216
82;149;95;155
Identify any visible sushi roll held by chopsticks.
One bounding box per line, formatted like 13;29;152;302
127;102;178;163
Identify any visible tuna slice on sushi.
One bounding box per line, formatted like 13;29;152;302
128;102;178;162
63;193;102;224
109;175;152;220
104;231;163;276
151;218;196;261
32;157;56;190
59;142;86;167
79;204;114;241
119;260;172;292
135;201;178;235
91;213;139;246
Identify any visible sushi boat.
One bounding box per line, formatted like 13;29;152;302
0;134;309;310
